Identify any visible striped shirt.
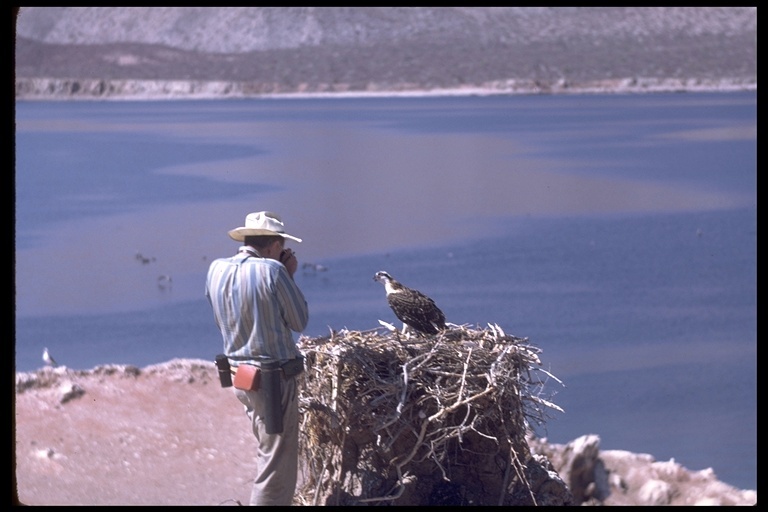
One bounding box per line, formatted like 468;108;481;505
205;247;309;363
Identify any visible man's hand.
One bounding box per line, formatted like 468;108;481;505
279;248;298;276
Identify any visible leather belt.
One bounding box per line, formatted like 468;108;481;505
229;358;304;379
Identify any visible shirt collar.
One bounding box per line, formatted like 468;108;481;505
238;246;262;258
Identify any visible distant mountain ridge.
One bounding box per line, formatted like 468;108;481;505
15;7;757;53
14;7;757;99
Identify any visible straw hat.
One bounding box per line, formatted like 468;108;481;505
227;211;302;243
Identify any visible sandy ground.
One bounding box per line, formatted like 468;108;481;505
13;359;757;506
14;360;259;506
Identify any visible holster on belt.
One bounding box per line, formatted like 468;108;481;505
261;360;283;434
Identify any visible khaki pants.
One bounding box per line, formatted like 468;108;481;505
234;377;299;506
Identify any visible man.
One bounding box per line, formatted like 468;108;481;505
206;211;309;506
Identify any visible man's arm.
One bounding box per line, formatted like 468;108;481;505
276;268;309;332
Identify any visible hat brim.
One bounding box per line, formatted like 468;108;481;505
228;227;302;243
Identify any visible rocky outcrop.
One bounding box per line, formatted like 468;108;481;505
529;434;757;506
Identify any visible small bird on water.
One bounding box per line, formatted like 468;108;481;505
373;270;446;335
42;347;58;367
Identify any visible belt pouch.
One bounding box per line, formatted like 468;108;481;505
215;354;232;388
233;364;261;391
281;356;305;378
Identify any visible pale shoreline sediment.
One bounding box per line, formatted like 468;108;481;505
14;76;757;102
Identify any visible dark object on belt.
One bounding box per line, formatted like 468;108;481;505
261;356;305;434
215;354;232;388
261;360;283;434
280;355;305;379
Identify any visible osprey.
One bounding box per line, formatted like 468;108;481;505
373;271;446;335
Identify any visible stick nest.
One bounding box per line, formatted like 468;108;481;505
295;323;566;506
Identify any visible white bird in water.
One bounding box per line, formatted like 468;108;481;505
42;347;58;367
302;262;328;273
157;274;173;290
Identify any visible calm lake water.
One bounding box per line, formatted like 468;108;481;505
14;92;756;490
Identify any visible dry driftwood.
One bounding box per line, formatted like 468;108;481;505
294;323;570;506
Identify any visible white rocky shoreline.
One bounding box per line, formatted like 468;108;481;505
15;76;757;102
14;359;757;506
